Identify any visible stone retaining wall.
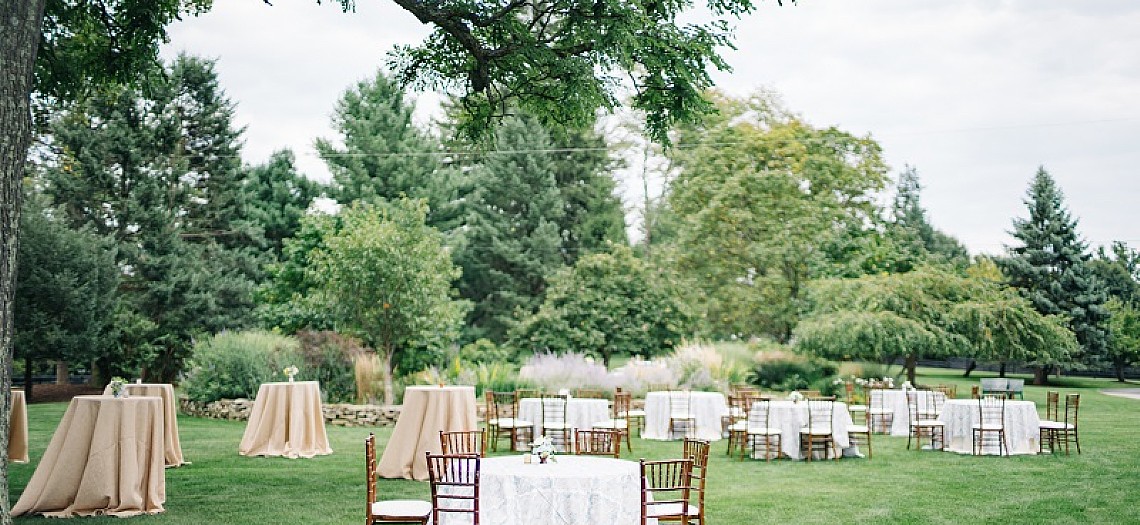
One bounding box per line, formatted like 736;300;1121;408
179;398;493;428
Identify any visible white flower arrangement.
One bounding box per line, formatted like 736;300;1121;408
109;377;128;398
531;435;556;461
283;365;299;381
787;391;805;402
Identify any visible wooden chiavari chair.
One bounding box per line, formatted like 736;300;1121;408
1040;393;1081;455
574;429;621;458
639;458;693;525
426;453;481;525
366;433;430;524
593;390;633;451
906;389;945;451
800;397;837;461
867;386;895;434
440;429;486;457
744;398;781;462
667;390;696;440
972;395;1008;456
540;393;572;452
485;390;531;452
674;438;710;525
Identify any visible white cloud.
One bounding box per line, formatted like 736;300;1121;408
162;0;1140;255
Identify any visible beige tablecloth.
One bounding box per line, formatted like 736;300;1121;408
13;395;165;517
102;383;186;467
378;385;477;480
9;390;28;463
239;381;332;459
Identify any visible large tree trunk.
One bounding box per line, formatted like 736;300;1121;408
998;361;1007;378
905;353;917;384
1032;367;1049;386
22;355;32;402
963;359;976;378
381;350;395;406
1;1;48;522
1116;363;1126;383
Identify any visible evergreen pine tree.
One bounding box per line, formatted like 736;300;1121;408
243;149;326;257
1001;167;1110;377
546;124;628;265
455;114;566;342
890;165;969;267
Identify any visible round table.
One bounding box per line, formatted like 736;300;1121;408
239;381;332;459
13;395;166;517
518;397;610;437
752;400;857;459
642;391;728;441
444;455;642;525
102;383;186;466
939;399;1040;455
378;385;477;480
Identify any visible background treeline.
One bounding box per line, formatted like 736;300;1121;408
16;57;1140;403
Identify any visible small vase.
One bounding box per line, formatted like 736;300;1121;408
288;375;295;383
539;455;549;464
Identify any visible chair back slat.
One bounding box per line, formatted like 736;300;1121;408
640;458;693;524
1045;391;1060;421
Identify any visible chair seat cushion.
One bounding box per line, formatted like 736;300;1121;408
728;421;749;432
847;424;870;433
670;414;697;420
593;419;628;430
800;428;833;435
625;409;646;417
1038;420;1072;430
747;426;780;435
372;500;431;520
847;404;868;412
493;418;532;428
972;423;1004;430
542;422;571;430
646;502;699;518
868;408;894;415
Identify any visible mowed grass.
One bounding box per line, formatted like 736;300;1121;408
10;369;1140;524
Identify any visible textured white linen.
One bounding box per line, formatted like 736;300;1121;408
438;455;645;525
878;389;946;436
752;400;858;459
518;397;610;439
642;391;728;441
938;399;1040;455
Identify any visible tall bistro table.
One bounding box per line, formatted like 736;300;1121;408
438;455;643;525
9;389;28;463
102;383;186;466
13;395;165;517
938;399;1041;455
378;385;477;481
239;381;332;459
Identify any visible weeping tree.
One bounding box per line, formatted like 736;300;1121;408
796;266;1076;384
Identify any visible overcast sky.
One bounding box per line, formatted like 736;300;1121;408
161;0;1140;256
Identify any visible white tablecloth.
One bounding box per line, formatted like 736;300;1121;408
877;389;947;436
643;391;728;441
518;397;610;438
938;399;1040;455
439;455;643;525
754;400;857;459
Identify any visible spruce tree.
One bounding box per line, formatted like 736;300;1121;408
455;114;566;342
890;165;969;268
545;124;628;265
243;149;325;257
1002;167;1109;378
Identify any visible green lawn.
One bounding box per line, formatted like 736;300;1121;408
10;369;1140;524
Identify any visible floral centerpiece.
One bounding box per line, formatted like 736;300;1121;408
283;365;299;382
787;391;805;403
531;435;556;464
109;377;129;398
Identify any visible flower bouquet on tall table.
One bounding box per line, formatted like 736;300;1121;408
283;365;299;382
109;377;129;398
531;436;557;464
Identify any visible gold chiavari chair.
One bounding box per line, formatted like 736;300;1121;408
366;433;430;525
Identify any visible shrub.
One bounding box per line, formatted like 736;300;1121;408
748;353;838;394
458;339;514;365
295;331;365;403
183;330;301;403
